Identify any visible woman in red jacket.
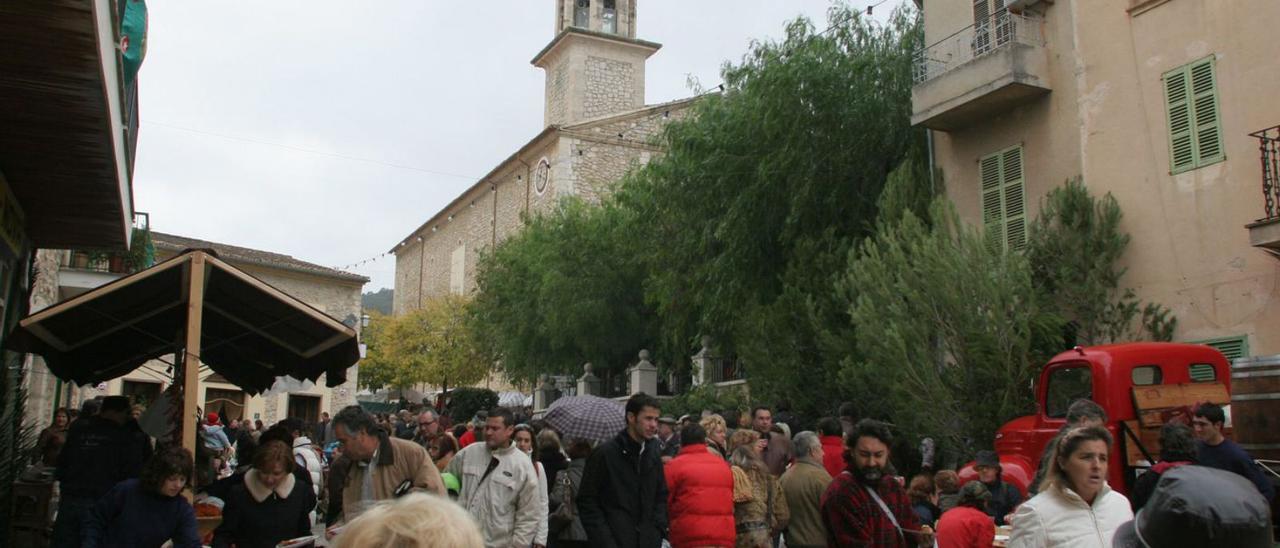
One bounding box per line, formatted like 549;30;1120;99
935;481;996;548
664;423;735;548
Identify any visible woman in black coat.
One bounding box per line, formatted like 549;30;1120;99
212;440;315;548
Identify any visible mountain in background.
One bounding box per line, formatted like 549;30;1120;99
362;288;393;315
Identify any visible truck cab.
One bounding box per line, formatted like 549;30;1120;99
962;342;1231;496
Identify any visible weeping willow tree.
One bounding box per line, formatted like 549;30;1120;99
611;4;925;416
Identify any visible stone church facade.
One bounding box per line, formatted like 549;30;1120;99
391;0;695;314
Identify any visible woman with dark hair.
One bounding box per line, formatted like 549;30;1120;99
1128;422;1197;511
935;481;996;548
82;445;200;548
34;407;69;466
907;474;941;527
430;433;458;473
1008;426;1132;547
514;424;550;548
212;440;316;548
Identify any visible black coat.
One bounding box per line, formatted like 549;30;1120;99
982;479;1023;526
212;473;315;548
57;416;152;499
576;431;669;548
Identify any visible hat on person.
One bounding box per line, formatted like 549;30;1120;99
658;416;677;425
206;412;220;426
957;481;992;507
440;472;461;497
678;414;692;424
975;450;1000;469
1112;465;1272;548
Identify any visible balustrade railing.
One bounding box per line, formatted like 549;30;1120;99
914;10;1045;84
1252;125;1280;222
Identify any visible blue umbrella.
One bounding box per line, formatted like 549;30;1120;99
542;395;626;443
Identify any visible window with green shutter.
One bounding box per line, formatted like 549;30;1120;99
1164;56;1224;173
1194;335;1249;361
980;145;1027;252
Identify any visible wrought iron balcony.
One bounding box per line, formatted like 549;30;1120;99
1247;126;1280;253
911;10;1051;131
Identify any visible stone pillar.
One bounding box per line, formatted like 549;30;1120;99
628;349;658;396
577;363;602;397
691;336;718;386
534;374;560;411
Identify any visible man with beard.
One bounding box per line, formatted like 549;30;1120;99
821;419;931;547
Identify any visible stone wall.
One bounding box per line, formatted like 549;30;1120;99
584;56;636;119
22;249;63;430
546;63;569;126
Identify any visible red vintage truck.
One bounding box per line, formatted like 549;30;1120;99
959;342;1233;496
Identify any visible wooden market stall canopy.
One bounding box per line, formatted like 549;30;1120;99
8;248;361;467
8;249;359;394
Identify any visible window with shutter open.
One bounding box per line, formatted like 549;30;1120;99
1164;56;1223;173
980;145;1026;252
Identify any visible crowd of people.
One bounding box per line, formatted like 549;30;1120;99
30;391;1276;547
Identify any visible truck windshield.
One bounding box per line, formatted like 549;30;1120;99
1045;366;1092;418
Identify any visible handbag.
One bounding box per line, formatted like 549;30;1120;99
548;471;575;534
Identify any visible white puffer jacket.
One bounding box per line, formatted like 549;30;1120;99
1008;482;1132;548
292;436;323;496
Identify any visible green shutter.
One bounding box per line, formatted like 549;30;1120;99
1195;335;1249;361
1188;57;1224;165
1001;147;1027;250
980;146;1026;252
1164;56;1223;173
1188;363;1217;382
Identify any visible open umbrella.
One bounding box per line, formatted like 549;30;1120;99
542;395;626;443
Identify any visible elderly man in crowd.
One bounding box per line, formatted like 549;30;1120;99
781;431;833;548
331;405;444;524
413;409;443;451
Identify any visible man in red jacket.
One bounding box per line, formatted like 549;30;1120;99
664;423;734;548
817;417;846;478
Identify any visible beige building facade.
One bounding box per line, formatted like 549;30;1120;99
392;0;693;315
915;0;1280;359
27;232;367;429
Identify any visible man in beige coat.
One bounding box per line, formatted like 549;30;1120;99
780;431;832;548
332;405;445;523
446;408;543;548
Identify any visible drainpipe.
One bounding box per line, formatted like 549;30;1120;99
927;129;937;195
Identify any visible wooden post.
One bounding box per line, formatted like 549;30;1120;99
181;252;206;500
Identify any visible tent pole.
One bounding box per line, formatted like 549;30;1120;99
181;252;207;501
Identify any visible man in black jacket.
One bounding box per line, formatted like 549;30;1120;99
577;392;669;548
52;395;152;548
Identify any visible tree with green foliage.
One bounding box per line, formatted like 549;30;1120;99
1026;178;1177;344
360;297;489;395
842;200;1062;453
470;199;655;383
609;5;924;416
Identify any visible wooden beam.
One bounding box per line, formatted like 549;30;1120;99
181;252;207;503
202;301;309;356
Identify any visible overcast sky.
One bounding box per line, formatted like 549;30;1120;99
134;0;911;292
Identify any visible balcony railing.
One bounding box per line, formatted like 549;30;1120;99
1253;126;1280;222
914;10;1045;84
61;212;153;274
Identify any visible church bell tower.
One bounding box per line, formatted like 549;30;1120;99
532;0;661;127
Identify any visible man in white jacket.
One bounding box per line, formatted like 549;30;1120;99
446;408;543;548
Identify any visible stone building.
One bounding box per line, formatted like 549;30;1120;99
27;232;367;429
391;0;695;314
913;0;1280;359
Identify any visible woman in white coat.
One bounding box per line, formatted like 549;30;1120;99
1008;426;1132;547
